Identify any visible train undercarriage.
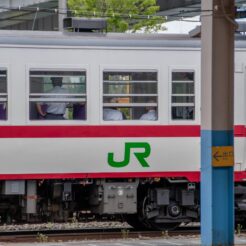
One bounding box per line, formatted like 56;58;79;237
0;178;245;230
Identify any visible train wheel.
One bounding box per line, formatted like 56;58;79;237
139;194;181;231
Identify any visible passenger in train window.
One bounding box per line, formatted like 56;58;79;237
140;101;157;121
103;98;123;121
0;103;6;120
36;77;69;120
73;102;86;120
0;73;7;120
36;103;46;119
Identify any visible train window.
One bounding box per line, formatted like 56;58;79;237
29;70;86;120
0;70;7;121
171;71;195;120
103;71;158;121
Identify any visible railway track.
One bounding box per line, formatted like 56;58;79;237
0;226;200;243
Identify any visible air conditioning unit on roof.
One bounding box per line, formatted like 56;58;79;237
63;17;107;32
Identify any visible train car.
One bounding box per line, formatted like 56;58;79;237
0;30;245;229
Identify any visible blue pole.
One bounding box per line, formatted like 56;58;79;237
201;131;234;245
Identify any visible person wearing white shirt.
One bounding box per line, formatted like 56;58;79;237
37;77;69;120
103;98;123;121
103;108;123;121
140;100;157;121
140;109;157;120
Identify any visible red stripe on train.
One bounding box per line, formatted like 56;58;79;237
0;171;245;182
0;172;201;182
0;125;244;137
0;125;200;138
235;125;246;136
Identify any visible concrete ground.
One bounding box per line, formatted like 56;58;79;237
2;235;246;246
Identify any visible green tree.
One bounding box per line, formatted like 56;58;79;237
67;0;165;32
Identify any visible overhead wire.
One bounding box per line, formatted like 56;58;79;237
220;0;238;29
0;1;243;33
4;4;244;26
0;4;214;22
32;3;39;30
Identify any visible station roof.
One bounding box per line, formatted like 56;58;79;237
158;0;246;21
0;0;58;30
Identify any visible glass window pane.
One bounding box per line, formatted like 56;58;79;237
30;71;86;94
103;83;157;94
0;70;6;75
172;106;194;120
172;83;194;94
0;69;7;121
172;96;194;103
30;71;84;76
103;71;158;121
171;71;195;120
103;71;157;81
172;72;194;81
103;106;158;121
103;96;157;104
29;70;86;121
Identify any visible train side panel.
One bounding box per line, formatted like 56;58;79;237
0;45;201;178
0;137;200;175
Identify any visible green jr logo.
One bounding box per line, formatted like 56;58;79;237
108;142;151;168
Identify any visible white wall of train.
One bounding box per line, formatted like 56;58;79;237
0;31;244;229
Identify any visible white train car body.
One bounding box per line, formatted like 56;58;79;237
0;32;201;180
0;30;245;227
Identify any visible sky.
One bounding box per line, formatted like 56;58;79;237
161;16;201;34
160;16;246;34
136;16;201;34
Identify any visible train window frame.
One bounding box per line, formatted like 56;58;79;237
169;68;197;124
100;67;160;125
0;66;9;123
26;65;89;125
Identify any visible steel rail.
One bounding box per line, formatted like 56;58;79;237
0;226;200;243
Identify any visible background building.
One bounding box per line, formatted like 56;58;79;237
0;0;58;30
0;0;245;31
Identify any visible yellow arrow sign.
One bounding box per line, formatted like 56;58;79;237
212;146;234;167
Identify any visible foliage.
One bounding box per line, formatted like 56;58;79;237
67;0;165;32
121;229;130;239
36;233;48;242
236;224;243;236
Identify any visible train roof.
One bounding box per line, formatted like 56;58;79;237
0;30;245;49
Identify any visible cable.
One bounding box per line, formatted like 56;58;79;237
220;0;238;29
1;2;242;31
0;5;213;21
32;6;39;30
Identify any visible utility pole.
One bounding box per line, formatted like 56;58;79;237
201;0;235;245
59;0;67;31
